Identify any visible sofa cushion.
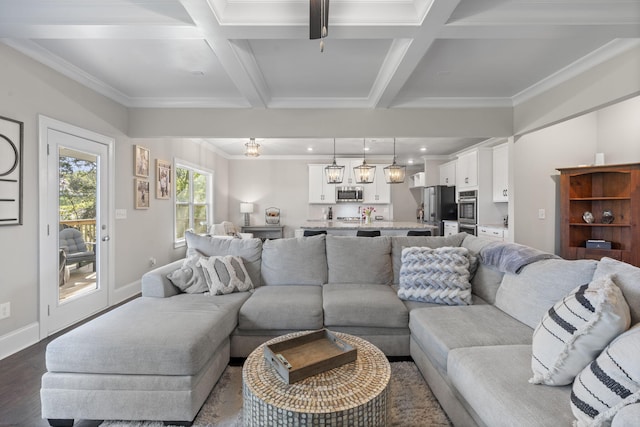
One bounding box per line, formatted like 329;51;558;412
326;236;392;285
462;234;505;304
571;323;640;427
593;257;640;325
185;231;263;286
410;305;533;372
323;283;408;328
448;345;575;427
261;235;327;285
398;246;474;305
199;255;254;295
391;233;466;284
495;258;598;329
530;276;630;386
45;294;250;376
238;285;323;330
166;253;209;294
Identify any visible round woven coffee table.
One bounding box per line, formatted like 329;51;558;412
242;331;391;426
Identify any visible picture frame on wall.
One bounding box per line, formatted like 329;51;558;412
156;159;171;199
0;115;24;226
134;145;150;177
135;178;150;209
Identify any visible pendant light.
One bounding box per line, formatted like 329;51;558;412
353;139;375;184
384;138;406;184
244;138;260;157
325;138;344;184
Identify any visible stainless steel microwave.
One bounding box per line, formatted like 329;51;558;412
336;186;363;203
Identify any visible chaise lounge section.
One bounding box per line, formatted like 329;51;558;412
41;231;640;426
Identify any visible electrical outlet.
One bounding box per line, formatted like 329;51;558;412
538;209;546;219
0;302;10;320
149;257;157;267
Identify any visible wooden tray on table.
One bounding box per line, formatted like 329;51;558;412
263;329;357;384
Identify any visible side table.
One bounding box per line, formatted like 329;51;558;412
242;331;391;426
241;225;284;240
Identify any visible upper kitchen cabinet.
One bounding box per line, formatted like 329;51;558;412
308;164;336;204
439;160;456;187
336;158;361;186
456;150;479;190
492;143;509;203
363;165;391;204
409;172;426;188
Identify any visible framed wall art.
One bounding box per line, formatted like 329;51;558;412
156;159;171;199
135;178;150;209
0;116;24;226
134;145;150;177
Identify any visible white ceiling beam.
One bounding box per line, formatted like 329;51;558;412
0;24;203;40
372;0;461;109
439;23;640;40
179;0;268;108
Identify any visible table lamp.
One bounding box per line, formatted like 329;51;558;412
240;202;254;226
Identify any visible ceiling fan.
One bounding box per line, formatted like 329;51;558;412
310;0;329;52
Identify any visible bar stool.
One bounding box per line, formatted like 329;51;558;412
356;230;381;237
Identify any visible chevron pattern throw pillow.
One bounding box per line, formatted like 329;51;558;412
398;246;474;305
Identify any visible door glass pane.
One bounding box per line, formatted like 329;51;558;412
58;147;98;303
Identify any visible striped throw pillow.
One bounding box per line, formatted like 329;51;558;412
198;255;254;295
529;276;630;386
571;323;640;427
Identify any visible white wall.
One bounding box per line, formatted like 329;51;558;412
513;95;640;253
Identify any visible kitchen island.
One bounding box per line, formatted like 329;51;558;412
298;220;439;236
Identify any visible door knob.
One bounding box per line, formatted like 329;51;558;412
102;236;110;242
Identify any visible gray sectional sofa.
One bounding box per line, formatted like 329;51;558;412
41;231;640;426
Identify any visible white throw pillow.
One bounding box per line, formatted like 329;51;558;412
166;253;209;294
198;255;254;295
398;246;474;306
530;276;631;386
571;323;640;427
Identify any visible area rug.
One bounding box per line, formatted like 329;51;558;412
101;362;451;426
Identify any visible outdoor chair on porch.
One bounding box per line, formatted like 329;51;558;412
59;227;96;272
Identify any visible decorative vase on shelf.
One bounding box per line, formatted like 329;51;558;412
365;215;372;225
602;210;614;224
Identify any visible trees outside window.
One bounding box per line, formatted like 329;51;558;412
175;161;212;243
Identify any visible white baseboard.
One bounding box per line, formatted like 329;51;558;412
112;279;141;305
0;322;40;361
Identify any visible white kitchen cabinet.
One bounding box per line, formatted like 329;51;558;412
409;172;426;188
478;225;505;241
492;143;509;202
443;220;459;237
439;160;456;187
363;165;391;204
308;164;336;204
456;150;478;189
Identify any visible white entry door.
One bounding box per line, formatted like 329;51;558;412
39;117;114;336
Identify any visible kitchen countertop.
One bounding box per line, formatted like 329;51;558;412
302;220;439;230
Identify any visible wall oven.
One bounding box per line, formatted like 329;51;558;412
336;186;363;203
458;223;477;236
458;190;477;224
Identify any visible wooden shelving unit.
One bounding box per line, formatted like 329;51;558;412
557;163;640;267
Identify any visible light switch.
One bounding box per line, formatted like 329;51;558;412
538;209;546;219
115;209;127;219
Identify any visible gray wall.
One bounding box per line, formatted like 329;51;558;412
513;95;640;253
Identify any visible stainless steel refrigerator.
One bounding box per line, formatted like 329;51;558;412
422;185;457;235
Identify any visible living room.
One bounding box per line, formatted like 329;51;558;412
1;1;640;425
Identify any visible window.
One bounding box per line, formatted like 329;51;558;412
174;160;213;244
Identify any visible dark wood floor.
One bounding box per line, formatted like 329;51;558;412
0;297;138;427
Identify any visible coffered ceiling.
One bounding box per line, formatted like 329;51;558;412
1;0;639;158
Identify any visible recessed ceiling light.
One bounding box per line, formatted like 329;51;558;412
364;147;370;151
307;147;313;152
420;147;427;152
408;159;414;164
